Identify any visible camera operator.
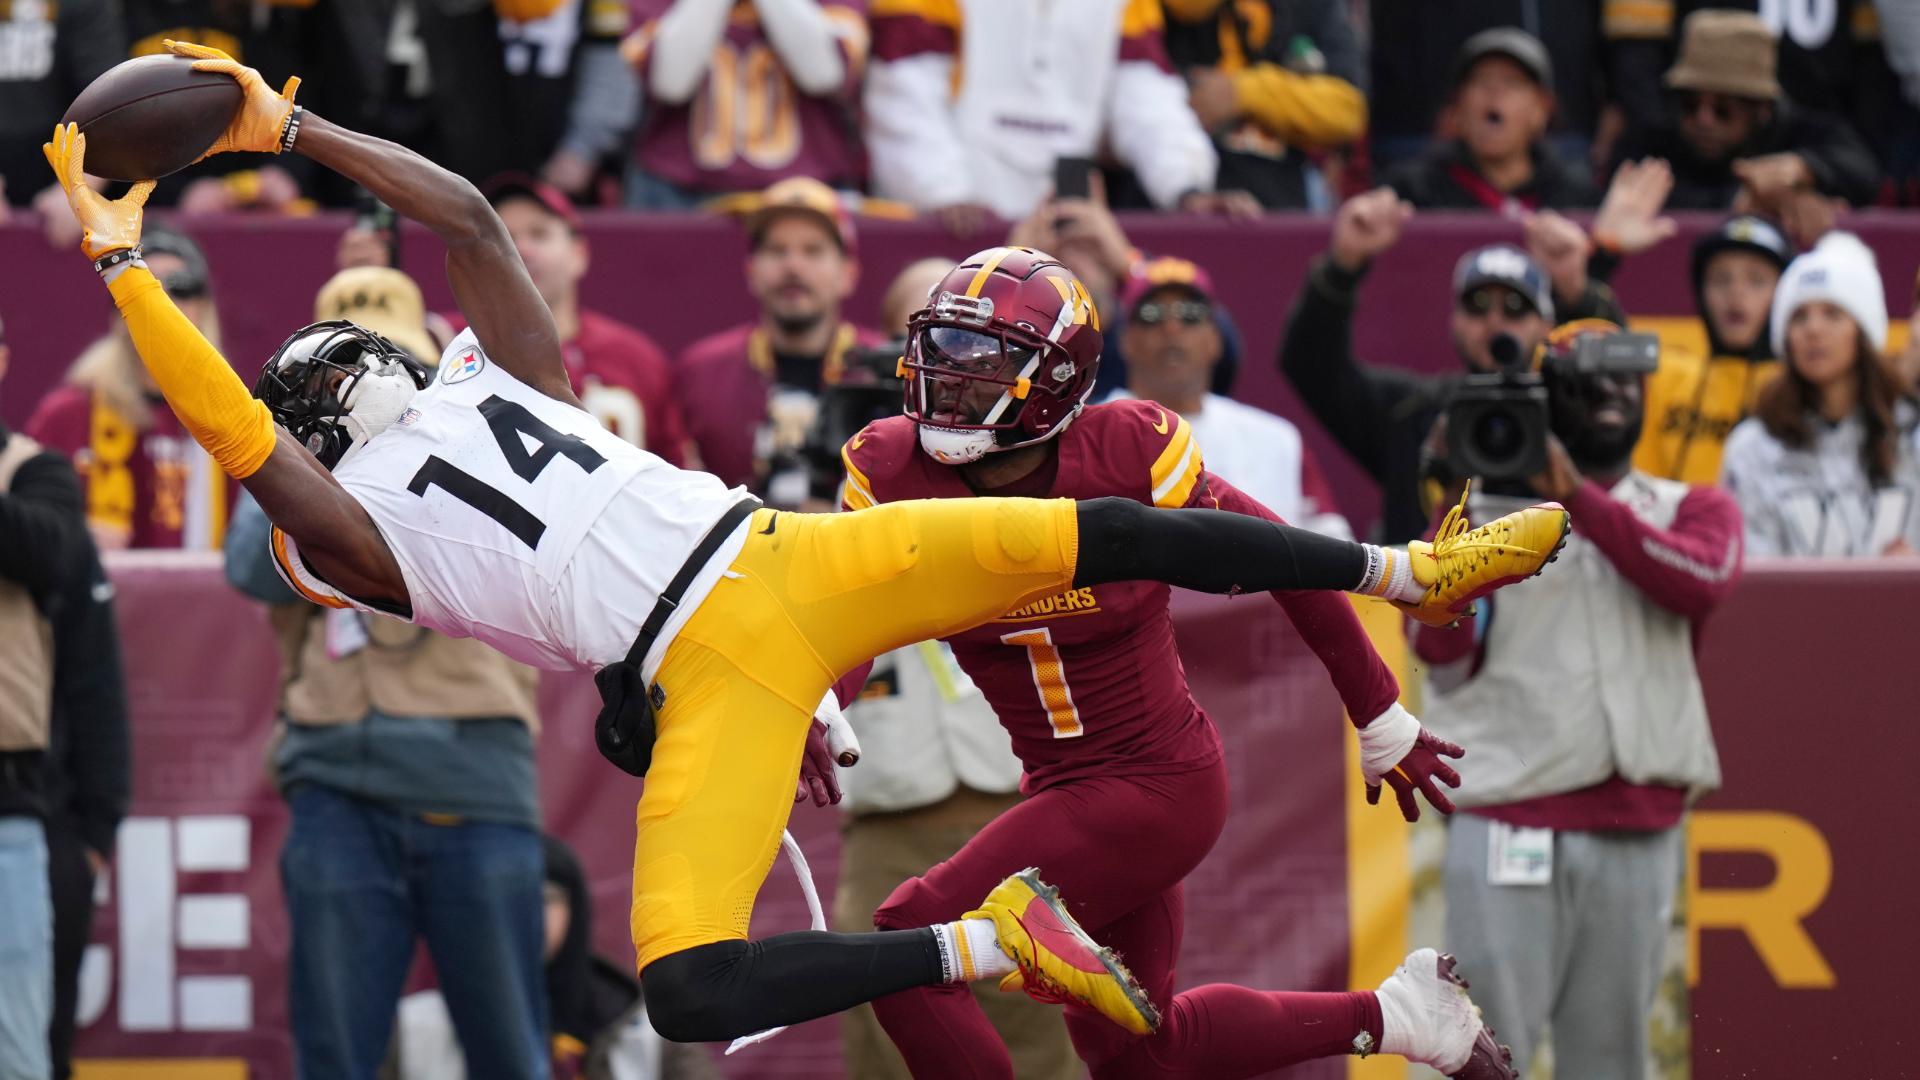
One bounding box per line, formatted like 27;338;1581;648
675;177;883;508
1414;320;1740;1080
1280;188;1626;541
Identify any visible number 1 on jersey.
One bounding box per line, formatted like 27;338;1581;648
1000;627;1083;739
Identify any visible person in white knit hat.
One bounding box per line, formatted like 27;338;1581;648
1721;232;1920;556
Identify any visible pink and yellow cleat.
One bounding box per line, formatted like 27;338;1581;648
967;868;1161;1036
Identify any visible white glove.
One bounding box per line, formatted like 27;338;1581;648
815;689;860;766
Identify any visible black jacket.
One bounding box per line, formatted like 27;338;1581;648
0;426;92;819
1609;99;1882;209
1386;140;1598;212
43;549;130;856
1279;256;1623;543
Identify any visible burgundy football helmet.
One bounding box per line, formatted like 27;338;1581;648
900;247;1103;464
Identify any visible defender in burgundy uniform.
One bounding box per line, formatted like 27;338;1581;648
844;248;1518;1079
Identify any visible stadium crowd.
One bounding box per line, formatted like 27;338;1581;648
1;1;1919;1078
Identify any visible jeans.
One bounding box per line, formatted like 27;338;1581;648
0;817;51;1080
280;785;546;1080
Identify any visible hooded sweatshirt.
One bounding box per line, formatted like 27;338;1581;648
1633;216;1792;485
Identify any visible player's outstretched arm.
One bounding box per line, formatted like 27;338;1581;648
162;41;580;409
290;115;579;407
42;124;408;607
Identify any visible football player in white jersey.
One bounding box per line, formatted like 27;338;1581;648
42;42;1568;1056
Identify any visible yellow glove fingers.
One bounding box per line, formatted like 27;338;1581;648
279;75;301;102
187;58;240;75
123;180;156;210
42;123;77;191
163;39;232;62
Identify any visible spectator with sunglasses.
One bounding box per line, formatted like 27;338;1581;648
1280;189;1624;542
25;225;234;549
1608;10;1878;227
1109;257;1350;538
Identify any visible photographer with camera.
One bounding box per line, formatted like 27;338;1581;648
1280;188;1628;542
675;177;883;508
1415;320;1741;1080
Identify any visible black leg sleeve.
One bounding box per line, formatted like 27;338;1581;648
641;929;946;1043
1072;497;1369;594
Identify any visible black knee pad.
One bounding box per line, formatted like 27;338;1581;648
641;941;750;1043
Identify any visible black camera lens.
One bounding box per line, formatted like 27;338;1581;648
1471;408;1525;463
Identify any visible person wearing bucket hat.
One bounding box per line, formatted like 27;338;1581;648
1601;0;1895;157
1108;256;1351;538
313;267;443;374
1722;232;1920;556
1633;214;1794;483
1608;9;1879;213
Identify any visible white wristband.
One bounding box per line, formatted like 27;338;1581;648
1356;702;1420;785
814;690;861;766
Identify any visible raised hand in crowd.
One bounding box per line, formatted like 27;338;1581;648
1007;171;1137;284
1730;152;1814;215
1328;186;1413;272
1591;157;1678;255
1773;189;1845;250
1522;209;1593;301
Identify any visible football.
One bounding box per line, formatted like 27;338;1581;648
60;55;242;182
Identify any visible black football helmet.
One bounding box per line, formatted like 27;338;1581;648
252;320;431;468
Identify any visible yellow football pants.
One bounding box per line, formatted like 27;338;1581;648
630;497;1079;970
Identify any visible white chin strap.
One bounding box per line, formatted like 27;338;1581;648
917;424;998;465
337;362;419;463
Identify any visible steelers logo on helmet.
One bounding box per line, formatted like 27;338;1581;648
901;247;1103;465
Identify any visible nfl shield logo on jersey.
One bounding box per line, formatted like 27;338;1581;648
445;351;486;384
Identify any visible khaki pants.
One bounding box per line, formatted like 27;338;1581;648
833;787;1079;1080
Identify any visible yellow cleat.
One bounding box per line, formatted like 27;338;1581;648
967;868;1161;1036
1396;483;1571;629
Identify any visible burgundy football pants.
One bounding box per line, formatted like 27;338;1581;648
870;758;1383;1079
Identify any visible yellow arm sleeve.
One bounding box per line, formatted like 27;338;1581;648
106;267;279;479
1232;64;1368;148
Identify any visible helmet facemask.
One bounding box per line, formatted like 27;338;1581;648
254;321;430;469
902;291;1090;465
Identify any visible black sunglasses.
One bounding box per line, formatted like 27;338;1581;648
1459;287;1534;319
1674;90;1754;124
1134;300;1211;327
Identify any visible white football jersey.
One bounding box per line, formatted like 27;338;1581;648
271;329;748;672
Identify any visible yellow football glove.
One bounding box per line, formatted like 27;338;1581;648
42;124;155;260
162;39;301;158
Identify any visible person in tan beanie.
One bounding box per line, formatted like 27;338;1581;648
1608;8;1879;222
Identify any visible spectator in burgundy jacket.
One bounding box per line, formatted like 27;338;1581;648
673;177;882;506
1413;320;1739;1079
485;176;692;463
